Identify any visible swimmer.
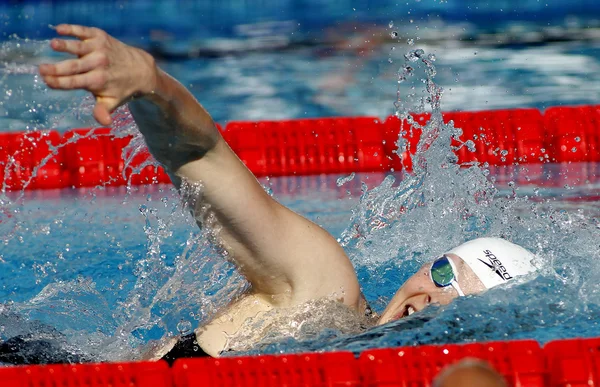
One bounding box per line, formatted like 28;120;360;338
33;24;538;364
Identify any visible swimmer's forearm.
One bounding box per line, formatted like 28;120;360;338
128;68;220;172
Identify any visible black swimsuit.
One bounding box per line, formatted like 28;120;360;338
160;332;211;366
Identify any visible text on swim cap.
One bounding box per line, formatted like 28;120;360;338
477;249;513;281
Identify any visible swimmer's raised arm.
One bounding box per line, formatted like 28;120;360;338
39;25;361;310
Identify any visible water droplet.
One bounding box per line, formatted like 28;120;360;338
404;49;424;62
177;320;192;334
575;137;581;142
465;140;476;152
389;21;394;28
500;150;508;156
571;147;577;153
390;31;399;38
337;172;356;187
407;38;415;46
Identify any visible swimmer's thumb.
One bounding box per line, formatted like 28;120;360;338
93;100;113;127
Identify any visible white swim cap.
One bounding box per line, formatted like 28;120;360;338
447;237;537;289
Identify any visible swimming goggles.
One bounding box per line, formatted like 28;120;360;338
430;255;465;297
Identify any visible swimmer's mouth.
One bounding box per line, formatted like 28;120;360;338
398;304;416;319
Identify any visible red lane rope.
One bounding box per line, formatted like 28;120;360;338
1;105;599;191
0;337;597;386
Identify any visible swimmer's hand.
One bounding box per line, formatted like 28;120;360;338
39;24;157;126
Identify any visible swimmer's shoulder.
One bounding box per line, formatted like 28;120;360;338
181;292;376;357
196;293;276;356
197;292;376;356
142;294;273;360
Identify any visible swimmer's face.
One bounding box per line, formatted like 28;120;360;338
377;254;486;325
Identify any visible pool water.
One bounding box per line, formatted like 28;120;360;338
1;24;600;362
1;158;600;361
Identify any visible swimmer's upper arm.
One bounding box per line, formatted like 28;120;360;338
128;68;361;310
174;138;361;308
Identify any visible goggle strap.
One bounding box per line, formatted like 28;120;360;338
446;256;460;281
446;256;465;297
451;280;465;297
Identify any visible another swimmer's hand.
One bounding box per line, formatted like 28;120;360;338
39;24;158;126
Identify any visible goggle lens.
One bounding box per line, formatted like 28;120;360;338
431;256;456;287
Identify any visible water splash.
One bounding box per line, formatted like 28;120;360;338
341;47;495;265
0;37;246;361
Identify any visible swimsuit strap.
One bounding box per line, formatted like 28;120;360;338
160;332;212;365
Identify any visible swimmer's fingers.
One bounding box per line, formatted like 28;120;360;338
54;24;103;41
42;70;107;91
93;102;113;126
49;38;95;57
39;52;108;77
